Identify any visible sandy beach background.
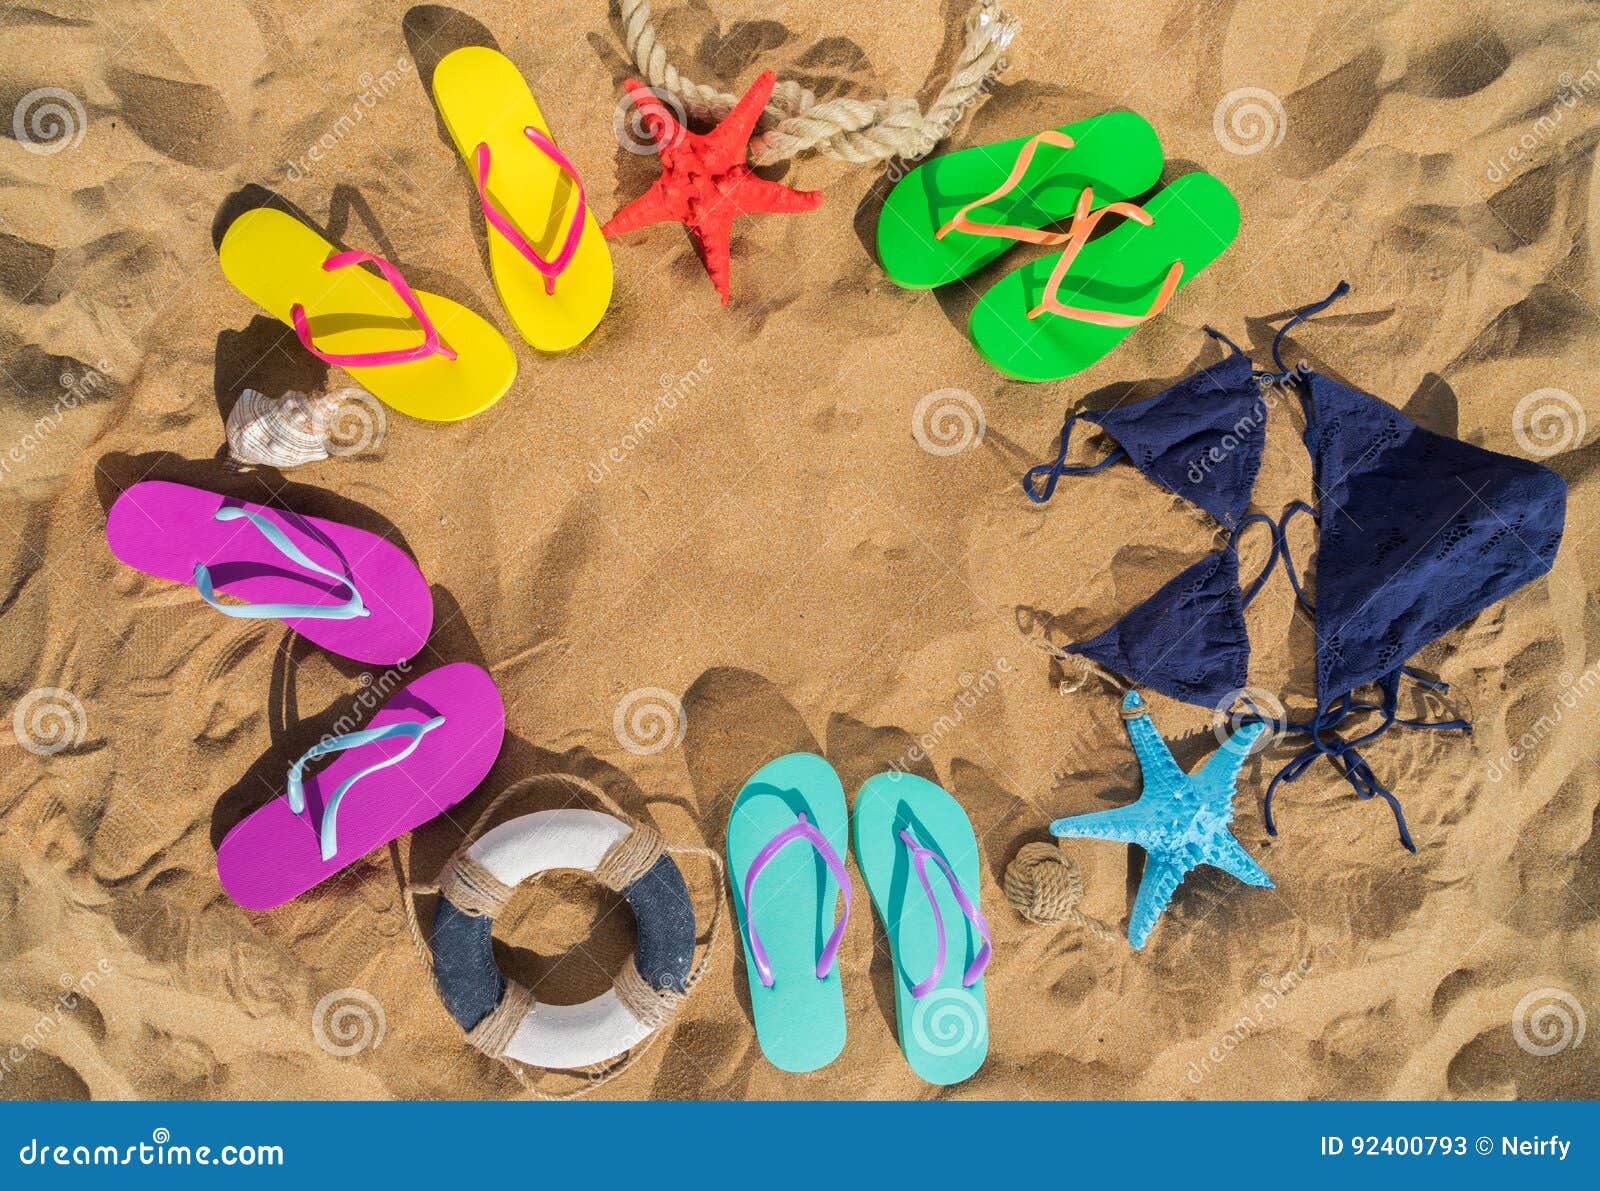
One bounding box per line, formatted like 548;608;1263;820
1;0;1596;1100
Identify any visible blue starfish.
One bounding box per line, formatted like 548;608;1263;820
1050;690;1272;949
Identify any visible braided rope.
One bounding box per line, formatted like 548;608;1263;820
436;852;517;917
613;960;685;1031
618;0;1018;165
1003;840;1121;941
466;980;536;1059
595;824;666;890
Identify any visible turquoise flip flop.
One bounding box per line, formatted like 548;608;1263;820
727;752;851;1073
853;772;991;1086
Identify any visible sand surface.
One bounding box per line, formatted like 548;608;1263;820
1;0;1597;1100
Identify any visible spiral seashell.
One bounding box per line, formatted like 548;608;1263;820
225;387;375;470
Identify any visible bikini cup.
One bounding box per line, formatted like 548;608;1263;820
1063;516;1281;709
1024;338;1278;709
1024;348;1264;530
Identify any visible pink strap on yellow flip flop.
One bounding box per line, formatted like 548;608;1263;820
1027;188;1184;327
935;130;1081;246
290;250;457;367
474;126;587;296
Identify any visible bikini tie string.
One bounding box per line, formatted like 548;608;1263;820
1263;667;1471;852
1022;413;1126;504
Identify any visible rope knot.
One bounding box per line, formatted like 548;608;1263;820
1003;841;1120;941
596;825;666;890
437;852;517;917
613;960;685;1031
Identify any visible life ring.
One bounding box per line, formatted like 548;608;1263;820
429;807;697;1070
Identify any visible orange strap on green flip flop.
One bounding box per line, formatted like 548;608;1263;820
877;112;1164;290
1026;189;1184;327
934;130;1084;247
968;171;1240;381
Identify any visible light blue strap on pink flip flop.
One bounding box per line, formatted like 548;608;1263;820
742;812;852;988
899;827;992;998
286;716;446;860
474;127;587;296
290;249;458;367
193;506;369;622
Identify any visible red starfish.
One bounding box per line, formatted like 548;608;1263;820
601;70;823;305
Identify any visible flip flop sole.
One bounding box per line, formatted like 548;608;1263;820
217;662;505;910
969;172;1241;381
105;480;432;665
219;207;517;421
433;46;612;353
877;111;1164;289
726;752;849;1074
853;772;989;1086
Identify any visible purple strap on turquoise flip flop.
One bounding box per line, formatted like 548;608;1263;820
290;249;458;368
741;812;851;989
474;126;587;296
899;828;992;999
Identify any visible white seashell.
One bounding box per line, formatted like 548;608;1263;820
225;387;380;470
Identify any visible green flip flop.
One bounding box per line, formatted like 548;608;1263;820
968;171;1241;381
853;772;991;1086
727;752;851;1073
876;112;1164;289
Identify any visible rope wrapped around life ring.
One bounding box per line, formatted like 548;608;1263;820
400;773;724;1097
617;0;1019;165
1002;840;1120;941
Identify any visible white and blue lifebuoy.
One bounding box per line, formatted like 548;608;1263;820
429;808;697;1070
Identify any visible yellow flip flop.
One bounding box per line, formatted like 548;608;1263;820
218;208;517;422
432;46;612;352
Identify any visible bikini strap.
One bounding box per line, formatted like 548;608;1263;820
1022;412;1127;504
1232;512;1283;609
1270;280;1350;377
1274;500;1317;615
1203;325;1250;358
1263;667;1470;852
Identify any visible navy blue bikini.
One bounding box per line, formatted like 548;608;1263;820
1027;284;1568;850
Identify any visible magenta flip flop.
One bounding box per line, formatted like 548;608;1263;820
105;480;432;665
217;662;505;910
